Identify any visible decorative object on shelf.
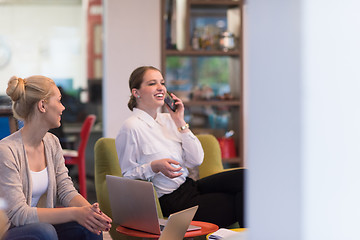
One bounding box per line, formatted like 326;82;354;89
191;28;201;50
217;92;234;100
189;5;226;51
192;85;203;100
217;130;237;159
208;111;230;130
175;0;187;51
219;31;236;52
191;25;222;51
227;5;241;41
202;85;214;100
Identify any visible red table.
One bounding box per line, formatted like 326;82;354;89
116;220;219;239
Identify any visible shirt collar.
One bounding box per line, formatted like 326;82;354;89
133;108;163;128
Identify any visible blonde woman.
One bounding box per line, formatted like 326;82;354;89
0;76;112;240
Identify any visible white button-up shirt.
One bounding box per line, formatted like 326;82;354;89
115;108;204;197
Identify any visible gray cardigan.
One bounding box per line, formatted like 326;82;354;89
0;131;79;228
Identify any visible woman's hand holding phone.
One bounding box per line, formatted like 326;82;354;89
164;92;189;132
164;92;177;112
164;93;183;117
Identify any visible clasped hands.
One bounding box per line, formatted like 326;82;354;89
151;158;183;178
78;202;112;235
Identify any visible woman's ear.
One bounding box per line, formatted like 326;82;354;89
131;89;139;99
37;100;46;113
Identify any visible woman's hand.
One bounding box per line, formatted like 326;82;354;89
165;93;186;126
74;203;112;235
91;202;112;224
151;158;183;178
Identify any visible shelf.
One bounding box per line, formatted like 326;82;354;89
164;49;240;56
184;100;241;107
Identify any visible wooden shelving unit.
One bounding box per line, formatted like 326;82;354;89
164;49;240;56
160;0;244;166
183;100;241;107
87;0;103;79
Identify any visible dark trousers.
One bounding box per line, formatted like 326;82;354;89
159;168;245;228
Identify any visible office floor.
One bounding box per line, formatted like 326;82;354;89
103;231;112;240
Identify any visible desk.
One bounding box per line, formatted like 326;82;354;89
116;221;219;239
0;108;12;116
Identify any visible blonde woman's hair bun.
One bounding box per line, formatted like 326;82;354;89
6;76;26;101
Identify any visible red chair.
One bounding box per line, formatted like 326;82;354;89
63;114;96;199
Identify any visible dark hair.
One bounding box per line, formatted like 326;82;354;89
127;66;161;111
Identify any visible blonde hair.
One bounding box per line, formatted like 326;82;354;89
6;75;56;121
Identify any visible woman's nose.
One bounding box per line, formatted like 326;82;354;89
157;83;166;90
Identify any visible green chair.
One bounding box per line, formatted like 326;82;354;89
189;134;241;180
196;134;225;179
94;138;163;240
94;134;239;239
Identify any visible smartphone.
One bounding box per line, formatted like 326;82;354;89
164;92;177;112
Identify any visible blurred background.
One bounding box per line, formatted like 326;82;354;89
0;0;103;204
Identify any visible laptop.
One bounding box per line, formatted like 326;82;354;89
106;175;201;235
158;206;199;240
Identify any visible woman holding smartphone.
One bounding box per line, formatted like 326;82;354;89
0;75;112;240
116;66;245;228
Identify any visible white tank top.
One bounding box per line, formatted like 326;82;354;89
30;167;49;207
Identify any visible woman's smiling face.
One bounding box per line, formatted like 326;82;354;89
134;69;167;113
43;85;65;129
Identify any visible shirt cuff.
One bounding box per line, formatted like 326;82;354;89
143;162;157;180
180;130;197;140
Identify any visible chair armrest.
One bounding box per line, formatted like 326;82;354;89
222;167;245;172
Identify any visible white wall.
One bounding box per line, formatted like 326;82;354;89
0;3;86;95
246;0;360;239
302;1;360;239
103;0;161;137
245;1;302;239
